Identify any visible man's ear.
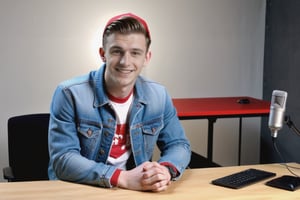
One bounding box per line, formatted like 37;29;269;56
99;48;106;62
144;50;152;66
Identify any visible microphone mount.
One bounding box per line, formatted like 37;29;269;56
284;115;300;137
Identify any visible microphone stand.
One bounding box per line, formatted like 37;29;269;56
285;115;300;137
268;115;300;191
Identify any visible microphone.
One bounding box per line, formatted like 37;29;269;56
268;90;288;138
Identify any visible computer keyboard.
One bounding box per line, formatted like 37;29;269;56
211;168;276;189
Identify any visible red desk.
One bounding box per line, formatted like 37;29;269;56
173;97;270;165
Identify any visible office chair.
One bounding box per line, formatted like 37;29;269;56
188;151;220;168
3;113;50;182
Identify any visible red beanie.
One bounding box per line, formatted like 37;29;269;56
104;13;151;39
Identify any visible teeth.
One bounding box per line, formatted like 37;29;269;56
118;68;134;73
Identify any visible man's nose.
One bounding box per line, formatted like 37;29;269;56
120;52;131;66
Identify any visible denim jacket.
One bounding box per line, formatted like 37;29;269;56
48;65;191;187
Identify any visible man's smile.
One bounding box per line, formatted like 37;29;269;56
116;68;135;74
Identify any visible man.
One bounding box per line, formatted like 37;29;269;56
48;13;191;192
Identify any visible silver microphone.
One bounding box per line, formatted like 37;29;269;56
268;90;288;138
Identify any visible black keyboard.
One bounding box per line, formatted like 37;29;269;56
211;168;276;189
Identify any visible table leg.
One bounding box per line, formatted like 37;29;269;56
207;118;217;163
238;117;242;165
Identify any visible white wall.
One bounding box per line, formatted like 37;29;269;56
0;0;266;181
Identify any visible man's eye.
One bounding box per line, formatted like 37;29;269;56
132;51;142;56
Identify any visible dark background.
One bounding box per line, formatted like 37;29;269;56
261;0;300;163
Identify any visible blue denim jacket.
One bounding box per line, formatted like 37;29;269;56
48;65;191;187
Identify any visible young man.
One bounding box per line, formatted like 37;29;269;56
48;13;191;192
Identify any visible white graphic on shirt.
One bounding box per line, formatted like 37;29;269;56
107;94;133;169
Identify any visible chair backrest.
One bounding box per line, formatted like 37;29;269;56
7;113;50;181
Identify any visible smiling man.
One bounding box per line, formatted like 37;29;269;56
48;13;191;192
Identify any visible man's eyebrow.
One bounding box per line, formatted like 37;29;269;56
110;46;144;53
131;48;144;53
110;45;122;50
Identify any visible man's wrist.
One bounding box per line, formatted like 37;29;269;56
164;165;177;180
160;162;178;180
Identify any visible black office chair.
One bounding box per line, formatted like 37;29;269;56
188;151;220;168
3;113;50;182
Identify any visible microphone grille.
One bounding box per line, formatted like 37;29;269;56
271;90;287;108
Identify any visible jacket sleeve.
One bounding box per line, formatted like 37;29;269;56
48;85;117;187
156;89;191;180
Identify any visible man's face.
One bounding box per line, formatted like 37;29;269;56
100;33;151;92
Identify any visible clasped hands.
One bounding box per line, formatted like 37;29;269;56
117;161;172;192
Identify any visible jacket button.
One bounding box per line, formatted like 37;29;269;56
99;149;105;155
104;131;109;137
87;129;92;136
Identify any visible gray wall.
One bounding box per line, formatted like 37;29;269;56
0;0;266;181
261;0;300;163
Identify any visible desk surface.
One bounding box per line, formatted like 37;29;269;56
1;163;299;200
173;96;270;118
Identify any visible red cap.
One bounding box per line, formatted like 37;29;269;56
104;13;151;39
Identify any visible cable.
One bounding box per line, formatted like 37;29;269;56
272;137;299;177
282;116;300;171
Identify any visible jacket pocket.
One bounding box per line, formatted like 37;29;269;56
77;122;102;158
142;118;163;153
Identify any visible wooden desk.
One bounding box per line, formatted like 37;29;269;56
1;163;299;199
172;97;270;165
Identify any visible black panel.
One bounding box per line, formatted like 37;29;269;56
261;0;300;163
